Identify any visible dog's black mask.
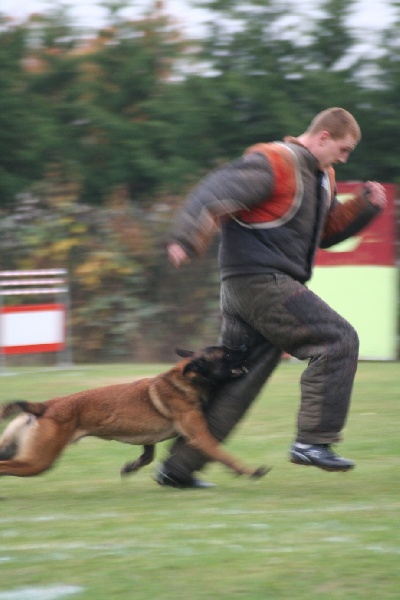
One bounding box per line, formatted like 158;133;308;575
178;345;249;381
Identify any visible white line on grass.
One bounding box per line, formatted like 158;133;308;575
2;538;400;560
0;585;84;600
202;503;400;516
0;512;120;525
0;502;399;526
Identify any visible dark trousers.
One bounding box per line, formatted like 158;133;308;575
163;273;359;476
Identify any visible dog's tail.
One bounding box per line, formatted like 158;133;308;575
1;401;47;420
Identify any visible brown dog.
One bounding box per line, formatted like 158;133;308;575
0;346;268;482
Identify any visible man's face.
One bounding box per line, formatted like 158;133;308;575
317;132;357;169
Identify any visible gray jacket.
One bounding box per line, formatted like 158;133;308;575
170;139;381;283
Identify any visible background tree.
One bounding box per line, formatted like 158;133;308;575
23;3;187;206
0;15;57;205
307;0;356;70
353;1;400;184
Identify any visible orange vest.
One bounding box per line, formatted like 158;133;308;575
234;142;336;227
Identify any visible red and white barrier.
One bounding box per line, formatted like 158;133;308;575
0;303;66;355
0;269;71;371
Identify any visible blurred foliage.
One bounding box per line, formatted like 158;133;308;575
0;181;221;362
0;0;398;362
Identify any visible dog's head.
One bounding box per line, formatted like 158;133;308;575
177;345;249;382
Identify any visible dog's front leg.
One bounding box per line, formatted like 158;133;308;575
176;411;269;479
120;445;155;476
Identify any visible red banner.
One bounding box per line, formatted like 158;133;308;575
316;183;397;267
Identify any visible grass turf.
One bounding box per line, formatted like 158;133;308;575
0;360;399;599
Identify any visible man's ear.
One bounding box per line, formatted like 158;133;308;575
319;129;331;145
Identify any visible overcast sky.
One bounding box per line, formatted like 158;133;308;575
1;0;395;35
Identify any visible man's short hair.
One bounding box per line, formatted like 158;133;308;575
307;107;361;142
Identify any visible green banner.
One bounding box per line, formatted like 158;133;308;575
309;266;397;360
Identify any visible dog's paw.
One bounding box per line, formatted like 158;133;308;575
120;462;138;477
251;466;272;479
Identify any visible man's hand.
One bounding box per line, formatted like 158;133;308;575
364;181;387;209
167;243;190;268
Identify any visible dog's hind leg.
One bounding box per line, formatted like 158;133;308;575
120;445;155;476
0;417;71;477
0;440;18;461
0;414;33;460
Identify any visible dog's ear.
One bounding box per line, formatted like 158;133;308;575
182;358;208;378
176;348;194;358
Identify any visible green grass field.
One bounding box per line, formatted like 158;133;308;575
0;361;399;599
